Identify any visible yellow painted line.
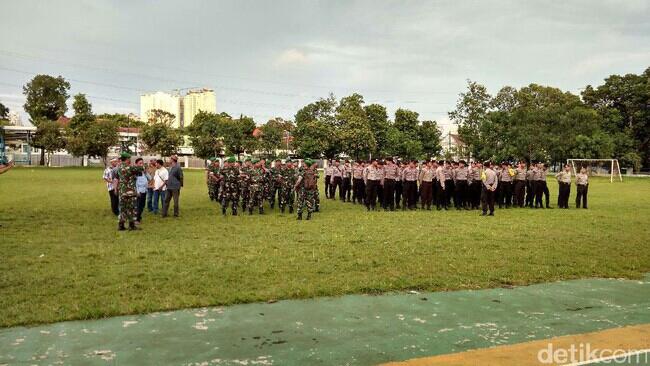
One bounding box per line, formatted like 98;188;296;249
380;324;650;366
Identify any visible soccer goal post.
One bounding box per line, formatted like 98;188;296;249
566;159;623;182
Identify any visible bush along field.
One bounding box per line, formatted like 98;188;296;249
1;167;649;327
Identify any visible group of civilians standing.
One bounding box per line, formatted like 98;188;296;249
102;155;184;225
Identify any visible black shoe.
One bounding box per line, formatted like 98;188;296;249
488;213;494;216
481;212;487;216
118;222;126;231
297;213;302;220
306;212;312;220
129;222;140;231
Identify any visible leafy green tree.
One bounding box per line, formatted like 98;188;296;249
394;108;420;138
335;93;376;159
220;115;257;157
33;119;66;165
258;117;294;158
140;109;183;157
364;103;390;156
582;67;650;168
448;80;491;158
419;120;442;159
95;113;145;128
186;111;225;159
0;102;8;120
23;75;70;164
294;95;340;158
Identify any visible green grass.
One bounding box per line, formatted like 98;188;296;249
1;167;649;328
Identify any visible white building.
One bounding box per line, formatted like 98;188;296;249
183;88;216;127
140;88;216;128
140;91;183;128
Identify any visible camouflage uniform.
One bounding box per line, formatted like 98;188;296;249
268;166;282;208
207;165;220;201
220;165;240;215
117;163;144;227
239;165;252;211
279;166;297;213
248;167;265;214
296;167;319;219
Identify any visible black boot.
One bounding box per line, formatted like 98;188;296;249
118;222;126;231
222;207;227;216
259;207;264;215
306;212;312;220
297;212;302;220
289;206;293;214
129;222;140;231
249;208;253;215
281;206;285;214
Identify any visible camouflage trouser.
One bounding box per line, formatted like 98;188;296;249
268;184;279;206
240;185;251;210
297;189;317;214
263;182;272;203
119;194;138;223
249;184;264;212
220;189;240;214
279;184;294;210
208;182;216;201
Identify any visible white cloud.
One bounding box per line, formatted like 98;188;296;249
275;48;308;66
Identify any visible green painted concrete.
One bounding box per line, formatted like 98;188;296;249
1;275;649;365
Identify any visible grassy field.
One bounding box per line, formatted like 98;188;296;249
1;167;649;328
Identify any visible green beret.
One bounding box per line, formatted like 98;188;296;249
120;152;131;159
285;159;292;164
245;157;252;162
252;158;260;164
227;156;236;163
304;158;314;166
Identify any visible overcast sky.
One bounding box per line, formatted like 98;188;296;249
1;0;649;132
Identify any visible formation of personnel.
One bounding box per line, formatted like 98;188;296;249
207;157;321;220
323;158;590;215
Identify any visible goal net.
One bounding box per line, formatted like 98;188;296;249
566;159;622;182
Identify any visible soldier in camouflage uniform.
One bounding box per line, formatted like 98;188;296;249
219;157;240;215
279;159;297;213
295;159;319;220
239;158;253;212
261;159;273;208
116;152;144;230
248;159;265;215
207;158;221;201
268;159;283;209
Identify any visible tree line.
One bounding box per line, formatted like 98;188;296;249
4;66;648;169
450;67;650;171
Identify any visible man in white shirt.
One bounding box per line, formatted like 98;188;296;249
152;159;168;214
103;158;119;216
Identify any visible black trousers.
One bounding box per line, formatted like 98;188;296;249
468;182;481;209
526;181;535;207
420;181;433;208
576;184;588;208
383;179;396;210
365;180;380;209
534;181;542;207
162;188;180;217
436;181;447;209
377;184;384;206
394;181;403;208
499;181;513;208
404;181;418;209
352;178;365;204
342;177;352;201
481;186;495;214
445;179;454;206
109;189;119;216
558;182;571;208
137;192;146;221
330;176;342;199
454;180;468;208
514;180;526;207
324;175;331;198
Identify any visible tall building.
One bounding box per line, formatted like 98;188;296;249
140;91;183;128
140;88;216;128
183;88;216;127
